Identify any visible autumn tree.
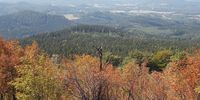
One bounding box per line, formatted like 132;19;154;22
148;50;173;72
62;55;123;100
103;52;122;66
162;51;200;99
2;36;200;100
11;42;64;100
122;60;167;100
0;38;23;100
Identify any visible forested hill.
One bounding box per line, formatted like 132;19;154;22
20;25;200;57
0;11;71;39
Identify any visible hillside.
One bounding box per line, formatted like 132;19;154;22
73;11;200;39
20;25;200;57
0;11;71;38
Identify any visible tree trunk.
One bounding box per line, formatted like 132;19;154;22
13;94;17;100
97;85;102;100
0;94;3;100
128;91;134;100
100;55;103;71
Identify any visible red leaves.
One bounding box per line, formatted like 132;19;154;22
0;38;23;96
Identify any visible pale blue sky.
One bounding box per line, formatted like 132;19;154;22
0;0;199;5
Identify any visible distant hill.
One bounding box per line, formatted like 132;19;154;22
0;11;71;38
20;25;199;57
1;0;200;13
0;2;47;16
75;11;200;39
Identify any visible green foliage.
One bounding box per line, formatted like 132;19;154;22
148;50;173;71
170;51;187;62
129;50;149;63
128;50;144;60
0;11;70;39
153;50;173;68
2;36;200;99
103;52;123;66
122;50;150;65
20;25;198;58
11;54;63;100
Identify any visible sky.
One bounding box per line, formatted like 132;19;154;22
0;0;134;5
0;0;199;5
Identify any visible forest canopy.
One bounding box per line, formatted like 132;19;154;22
1;37;200;100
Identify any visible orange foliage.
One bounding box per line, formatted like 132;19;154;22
162;51;200;100
2;37;200;100
60;51;200;100
62;55;124;99
122;61;167;100
0;38;23;98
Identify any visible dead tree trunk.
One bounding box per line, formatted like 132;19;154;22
96;46;104;100
96;46;103;71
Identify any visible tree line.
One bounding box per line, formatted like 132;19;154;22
20;25;200;59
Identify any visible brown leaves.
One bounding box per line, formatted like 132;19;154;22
62;55;124;99
62;52;200;100
24;41;39;59
162;52;200;100
2;36;200;100
0;38;23;96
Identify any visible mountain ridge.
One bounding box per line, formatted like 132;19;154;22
0;10;71;39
